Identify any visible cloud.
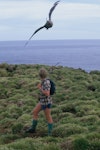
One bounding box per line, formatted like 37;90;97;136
56;3;100;20
0;1;52;20
0;1;100;22
0;0;100;40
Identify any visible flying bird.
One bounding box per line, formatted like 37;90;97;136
25;1;60;46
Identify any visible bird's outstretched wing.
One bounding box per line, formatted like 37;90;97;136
49;1;60;20
24;26;45;47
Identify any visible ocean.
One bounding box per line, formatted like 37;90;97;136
0;39;100;72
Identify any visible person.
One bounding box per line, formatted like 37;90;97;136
26;67;53;136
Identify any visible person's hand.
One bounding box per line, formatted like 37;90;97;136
37;83;41;89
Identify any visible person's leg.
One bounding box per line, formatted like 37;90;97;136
44;108;53;123
26;103;42;133
33;103;42;120
44;108;53;136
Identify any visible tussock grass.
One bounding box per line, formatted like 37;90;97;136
0;64;100;150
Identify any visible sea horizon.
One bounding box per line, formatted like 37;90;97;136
0;39;100;72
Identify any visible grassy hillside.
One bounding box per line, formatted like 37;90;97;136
0;63;100;150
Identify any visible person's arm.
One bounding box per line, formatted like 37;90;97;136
37;83;50;96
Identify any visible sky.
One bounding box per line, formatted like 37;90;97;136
0;0;100;41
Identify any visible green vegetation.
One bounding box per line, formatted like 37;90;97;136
0;63;100;150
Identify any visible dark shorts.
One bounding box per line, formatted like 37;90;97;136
41;103;52;110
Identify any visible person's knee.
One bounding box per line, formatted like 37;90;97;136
46;114;52;122
33;103;41;117
33;109;38;117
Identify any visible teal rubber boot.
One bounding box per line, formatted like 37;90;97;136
26;120;37;133
48;123;53;136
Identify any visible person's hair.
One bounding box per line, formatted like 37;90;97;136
39;68;48;79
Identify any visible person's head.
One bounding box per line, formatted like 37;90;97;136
39;67;48;79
